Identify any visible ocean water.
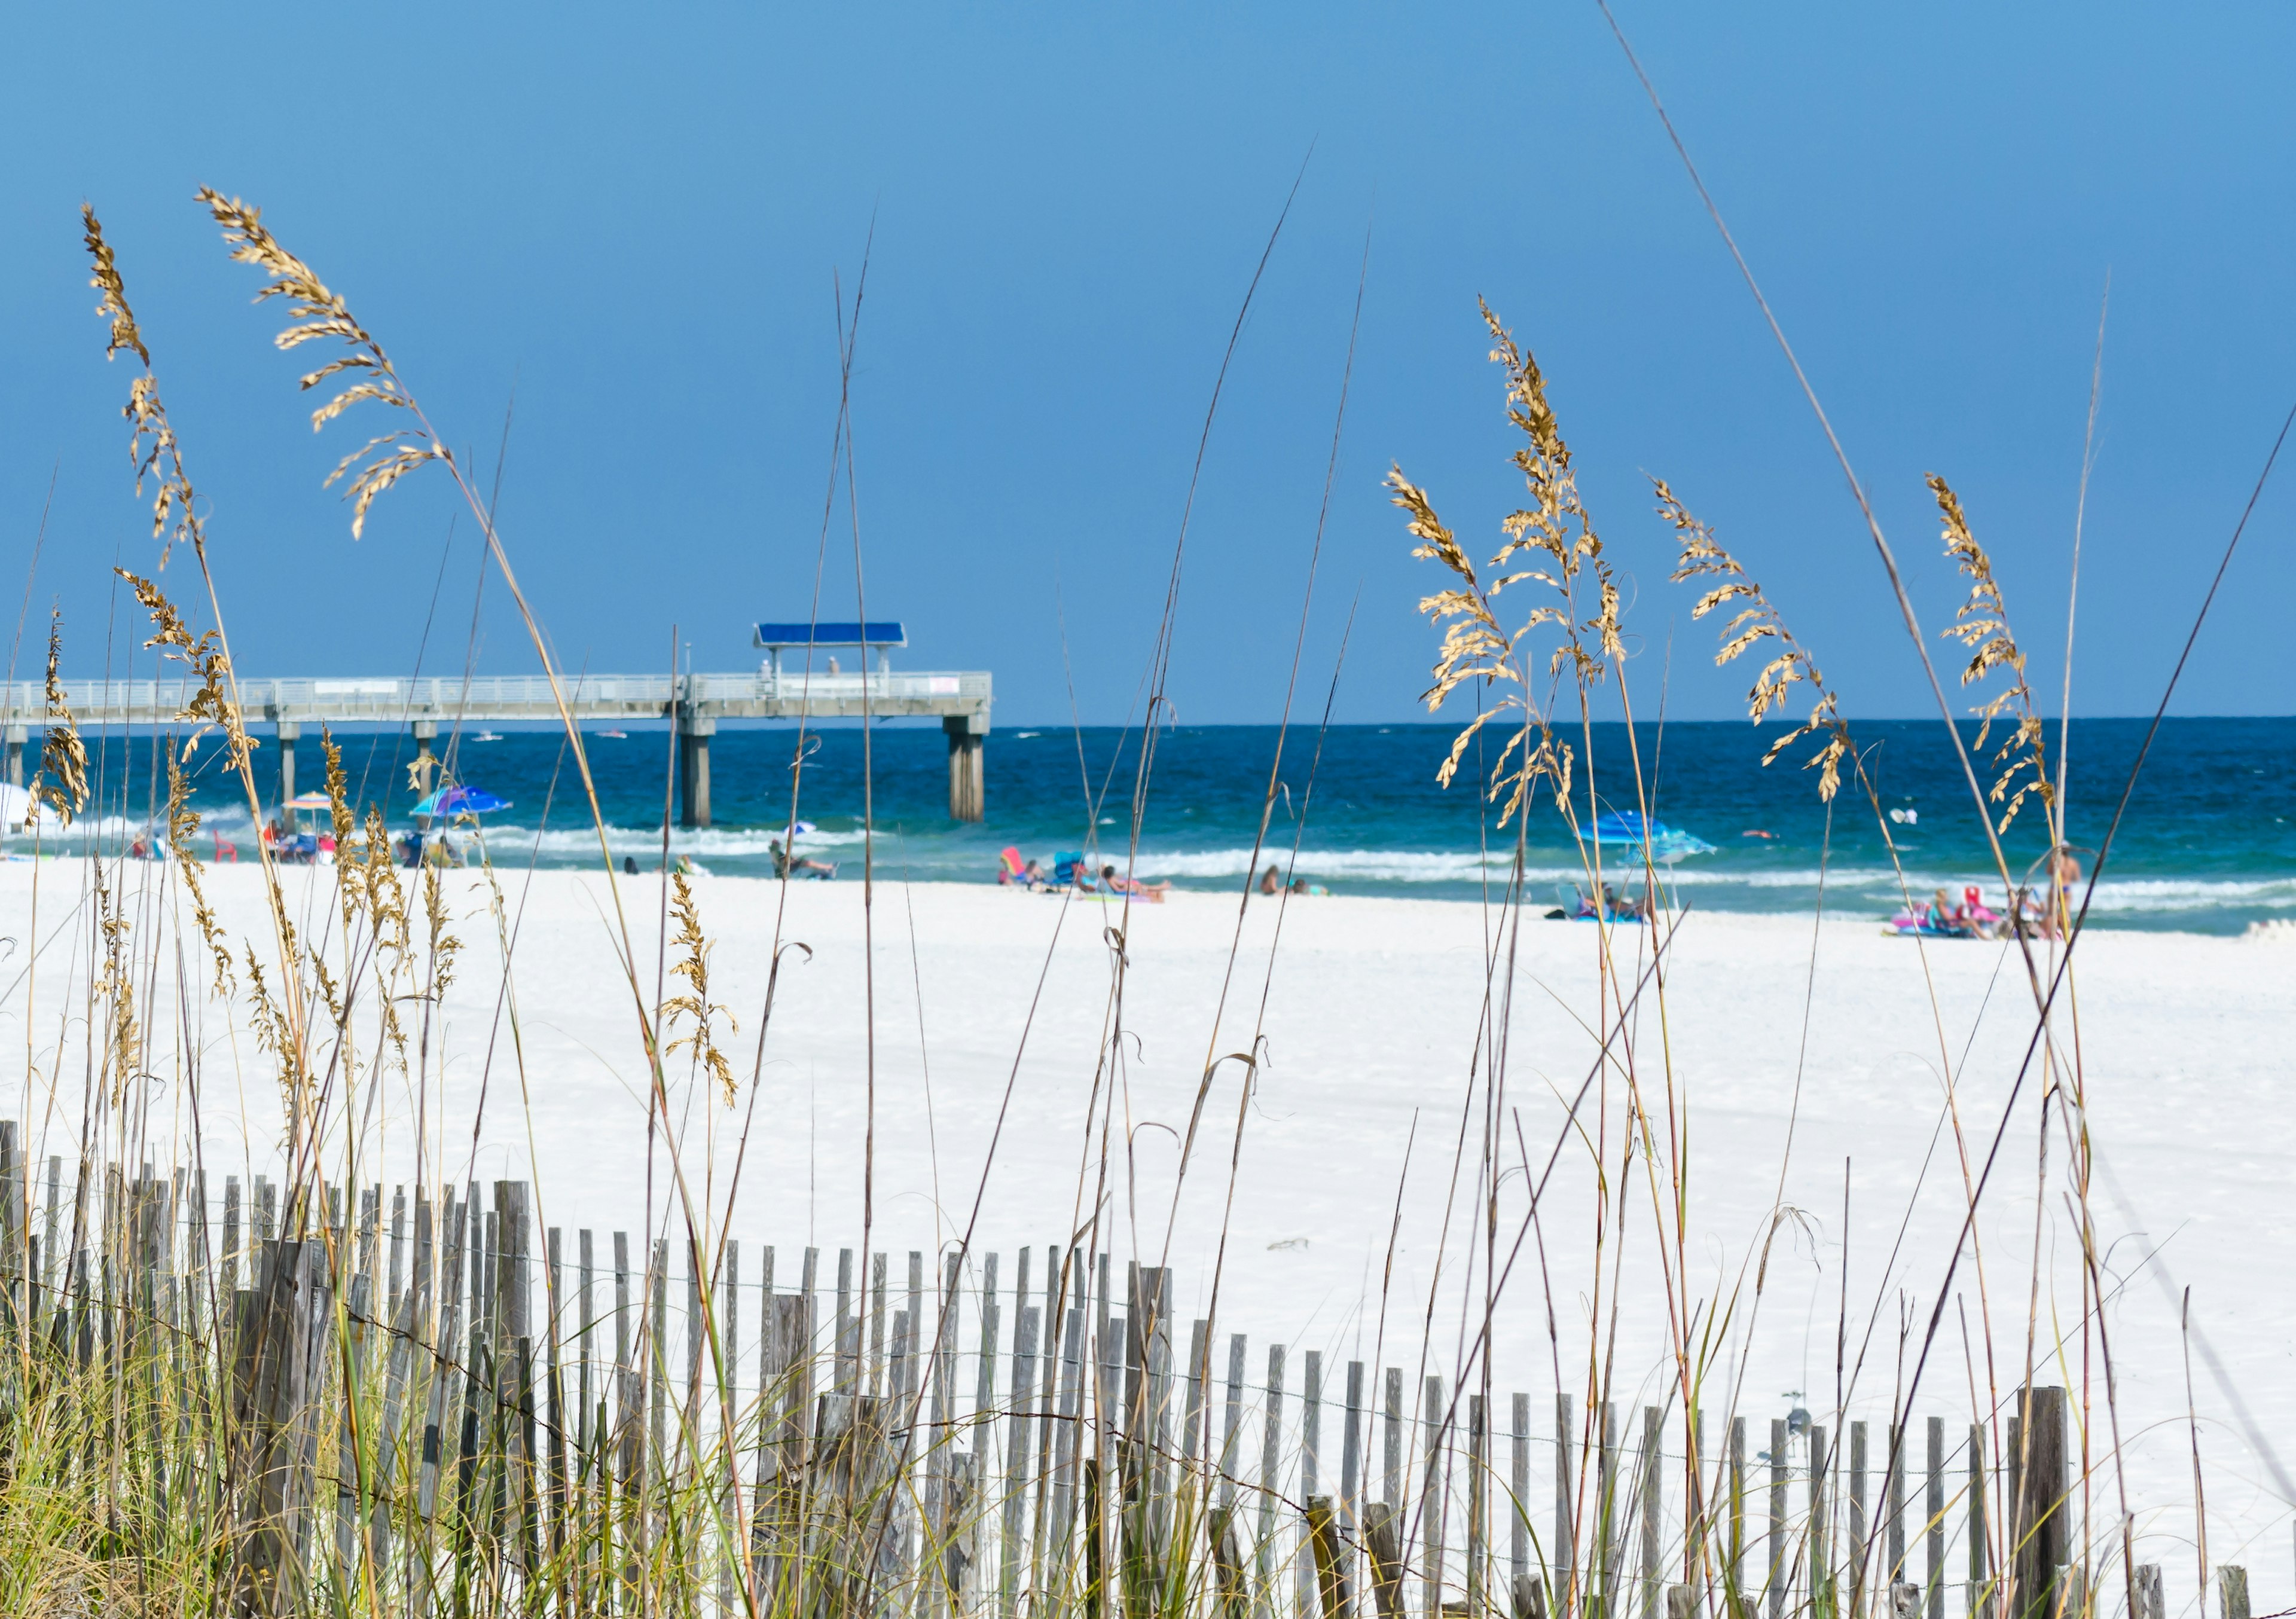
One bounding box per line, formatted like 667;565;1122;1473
48;716;2296;934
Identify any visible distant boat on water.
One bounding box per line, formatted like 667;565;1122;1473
596;729;628;739
471;731;503;742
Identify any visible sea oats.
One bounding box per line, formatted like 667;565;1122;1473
1657;479;1853;801
1930;474;2054;835
1390;302;1626;827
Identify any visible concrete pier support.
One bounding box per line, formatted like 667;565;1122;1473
944;711;987;822
410;719;438;784
678;713;715;829
274;721;301;808
3;726;23;789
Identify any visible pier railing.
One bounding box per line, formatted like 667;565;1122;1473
0;669;993;727
0;668;996;823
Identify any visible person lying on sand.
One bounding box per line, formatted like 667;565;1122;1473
1101;864;1173;902
771;838;835;880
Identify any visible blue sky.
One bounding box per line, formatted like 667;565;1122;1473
1;2;2290;725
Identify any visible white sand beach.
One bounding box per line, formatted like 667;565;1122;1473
3;858;2289;1578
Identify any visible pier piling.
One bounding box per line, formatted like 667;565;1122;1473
944;713;986;823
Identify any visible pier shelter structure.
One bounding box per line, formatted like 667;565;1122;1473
0;638;991;828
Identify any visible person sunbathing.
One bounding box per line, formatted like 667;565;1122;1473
1101;864;1171;901
1929;887;1972;935
771;838;835;879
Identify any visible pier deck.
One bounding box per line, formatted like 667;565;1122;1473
0;671;993;825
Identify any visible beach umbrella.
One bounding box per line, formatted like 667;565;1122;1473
1589;808;1717;864
283;792;334;812
411;785;512;818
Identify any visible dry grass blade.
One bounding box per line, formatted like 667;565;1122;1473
1390;301;1629;824
117;567;248;769
86;205;213;572
30;611;86;826
1929;473;2054;834
81;203;147;368
197;188;444;537
1657;479;1852;800
162;752;234;995
664;871;738;1104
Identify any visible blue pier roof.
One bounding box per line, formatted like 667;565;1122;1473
753;621;906;648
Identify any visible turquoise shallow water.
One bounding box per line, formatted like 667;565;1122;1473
51;716;2296;934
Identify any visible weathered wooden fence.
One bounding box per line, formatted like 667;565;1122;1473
0;1126;2244;1619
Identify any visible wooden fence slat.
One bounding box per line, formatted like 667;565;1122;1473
223;1177;242;1302
2226;1568;2252;1619
1736;1415;1754;1607
1000;1301;1039;1619
612;1231;634;1493
387;1186;405;1323
648;1238;667;1506
1767;1417;1787;1619
1848;1420;1868;1617
1638;1404;1660;1619
1257;1345;1285;1619
1887;1421;1906;1588
926;1247;959;1619
836;1246;856;1395
1810;1424;1830;1606
1423;1376;1446;1619
1307;1494;1352;1619
1303;1351;1324;1619
1030;1248;1064;1594
1344;1363;1367;1566
1221;1337;1247;1514
2133;1565;2163;1619
547;1226;570;1589
1052;1294;1086;1570
1968;1422;1988;1617
1469;1394;1489;1619
1509;1392;1527;1594
2008;1387;2066;1619
412;1186;464;1614
908;1249;925;1410
334;1267;370;1596
871;1250;890;1396
1925;1416;1944;1619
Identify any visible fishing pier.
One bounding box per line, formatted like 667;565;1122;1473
0;641;993;826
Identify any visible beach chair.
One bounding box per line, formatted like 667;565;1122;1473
1052;851;1085;887
997;846;1026;884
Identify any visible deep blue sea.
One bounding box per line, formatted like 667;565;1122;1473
60;716;2296;934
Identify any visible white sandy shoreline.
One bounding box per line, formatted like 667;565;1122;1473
1;860;2290;1572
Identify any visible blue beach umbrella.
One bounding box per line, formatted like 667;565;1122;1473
411;785;512;818
1589;808;1716;864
